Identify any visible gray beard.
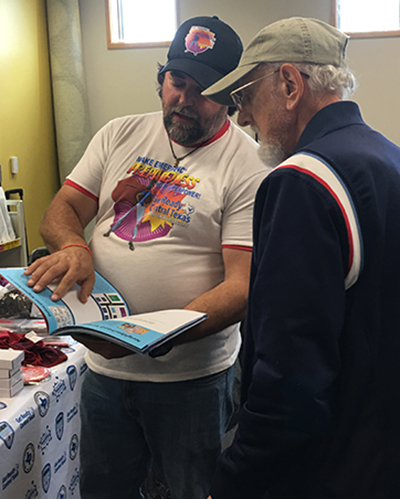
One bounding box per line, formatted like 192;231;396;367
257;140;288;169
163;103;227;146
163;112;205;146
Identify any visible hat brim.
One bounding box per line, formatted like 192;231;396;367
202;63;259;106
159;58;225;93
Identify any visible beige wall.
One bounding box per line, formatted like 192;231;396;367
0;0;398;256
0;0;59;252
79;0;400;146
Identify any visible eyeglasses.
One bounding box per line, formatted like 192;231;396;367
230;68;310;111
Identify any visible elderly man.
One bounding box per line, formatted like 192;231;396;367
204;17;400;499
25;15;267;499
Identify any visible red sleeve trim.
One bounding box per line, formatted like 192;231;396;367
222;244;253;252
64;179;98;201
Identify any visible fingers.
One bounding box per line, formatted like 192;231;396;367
78;275;96;304
50;265;93;302
24;253;54;278
25;254;73;292
24;249;94;302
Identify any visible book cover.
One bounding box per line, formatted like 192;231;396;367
0;268;207;354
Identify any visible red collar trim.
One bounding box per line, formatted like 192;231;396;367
170;118;230;148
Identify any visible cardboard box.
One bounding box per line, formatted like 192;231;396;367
0;349;24;370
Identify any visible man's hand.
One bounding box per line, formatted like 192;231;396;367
72;335;134;359
24;246;95;303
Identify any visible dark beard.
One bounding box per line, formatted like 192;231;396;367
163;109;205;146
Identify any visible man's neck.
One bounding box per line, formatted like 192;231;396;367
171;118;230;148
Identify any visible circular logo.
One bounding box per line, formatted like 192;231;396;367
69;434;79;460
23;442;35;473
34;391;50;417
185;26;216;55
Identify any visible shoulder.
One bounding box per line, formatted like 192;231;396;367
264;152;347;199
103;111;163;133
226;120;259;149
93;112;164;146
214;120;266;176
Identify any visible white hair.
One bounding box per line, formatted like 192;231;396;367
260;61;357;100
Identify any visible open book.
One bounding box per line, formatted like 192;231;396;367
0;268;207;354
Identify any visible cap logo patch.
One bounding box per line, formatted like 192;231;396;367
185;25;216;56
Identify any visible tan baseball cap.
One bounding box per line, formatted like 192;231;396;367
203;17;349;106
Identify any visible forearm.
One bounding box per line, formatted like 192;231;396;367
25;185;98;302
40;204;86;253
40;186;95;252
177;278;248;344
174;247;252;344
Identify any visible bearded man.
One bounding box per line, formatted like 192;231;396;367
25;15;267;499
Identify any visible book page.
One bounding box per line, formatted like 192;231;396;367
119;309;205;334
0;268;129;333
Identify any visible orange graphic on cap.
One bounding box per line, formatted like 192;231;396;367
185;26;216;55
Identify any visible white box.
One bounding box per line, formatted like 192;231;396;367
0;370;23;388
0;377;23;397
0;365;21;379
0;349;24;369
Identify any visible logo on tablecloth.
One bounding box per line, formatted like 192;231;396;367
24;480;39;499
57;484;67;499
69;467;80;495
69;433;79;460
15;407;35;429
0;421;14;449
55;412;64;441
38;426;53;455
1;463;19;490
54;451;67;474
66;365;77;391
80;362;88;375
42;463;51;493
66;403;78;423
52;376;67;403
34;391;50;417
23;442;35;473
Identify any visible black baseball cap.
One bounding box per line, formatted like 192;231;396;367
158;16;243;90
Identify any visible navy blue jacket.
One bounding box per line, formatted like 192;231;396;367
210;102;400;499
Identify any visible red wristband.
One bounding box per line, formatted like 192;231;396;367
61;243;93;258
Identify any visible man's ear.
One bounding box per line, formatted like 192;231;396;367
279;64;304;111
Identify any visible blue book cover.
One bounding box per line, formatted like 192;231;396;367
0;268;207;354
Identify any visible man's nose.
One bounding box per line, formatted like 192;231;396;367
237;107;254;128
177;87;196;107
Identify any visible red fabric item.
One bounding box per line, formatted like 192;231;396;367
0;330;68;367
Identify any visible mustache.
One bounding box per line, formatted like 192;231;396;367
168;106;201;122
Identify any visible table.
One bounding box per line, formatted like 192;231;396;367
0;340;87;499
